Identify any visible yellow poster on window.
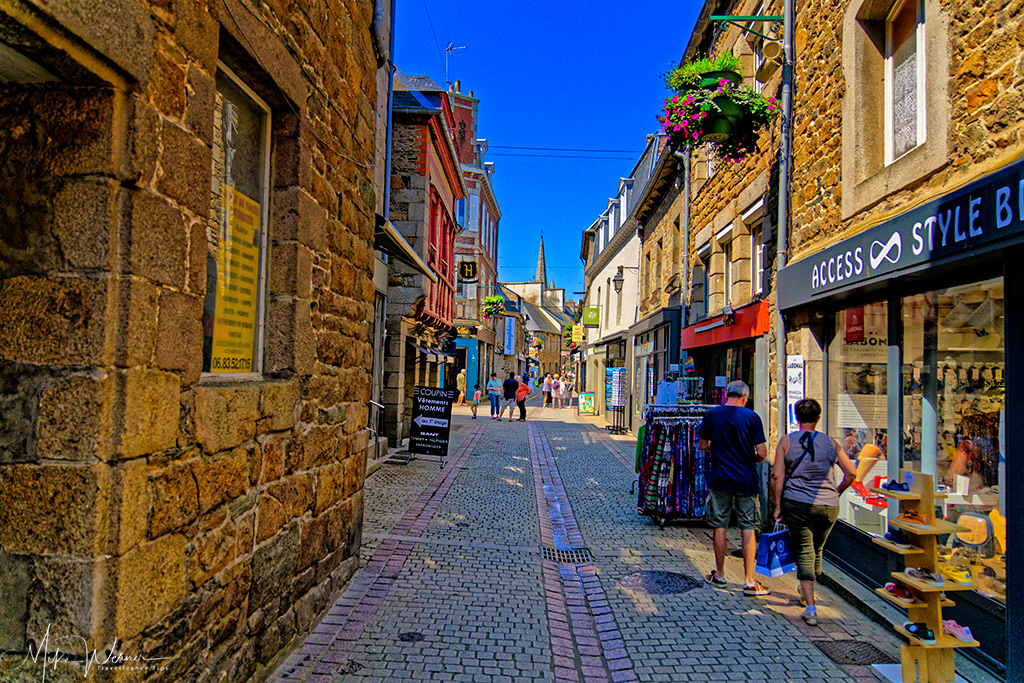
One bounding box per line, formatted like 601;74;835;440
209;185;261;372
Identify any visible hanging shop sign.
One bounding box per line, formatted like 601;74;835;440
504;318;516;354
457;326;477;336
458;260;479;282
582;307;600;327
786;355;804;434
572;325;584;344
409;386;456;457
779;157;1024;309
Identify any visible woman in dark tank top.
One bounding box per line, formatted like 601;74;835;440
771;398;857;626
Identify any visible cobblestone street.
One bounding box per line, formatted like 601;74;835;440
270;407;904;683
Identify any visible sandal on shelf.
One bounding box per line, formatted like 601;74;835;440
704;571;727;587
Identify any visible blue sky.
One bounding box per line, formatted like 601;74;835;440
395;1;701;299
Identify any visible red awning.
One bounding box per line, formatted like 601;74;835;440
680;300;771;349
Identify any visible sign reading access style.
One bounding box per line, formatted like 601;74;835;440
778;157;1024;309
409;386;456;457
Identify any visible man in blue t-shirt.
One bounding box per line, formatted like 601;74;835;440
698;380;769;596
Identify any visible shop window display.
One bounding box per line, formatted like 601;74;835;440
828;302;892;534
902;278;1005;604
829;282;1006;606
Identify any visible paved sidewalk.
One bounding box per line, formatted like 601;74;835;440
268;405;905;683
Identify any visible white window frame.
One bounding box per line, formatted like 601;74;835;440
203;61;272;381
722;238;734;306
884;0;926;165
752;224;764;295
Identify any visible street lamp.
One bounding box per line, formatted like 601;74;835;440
611;265;639;294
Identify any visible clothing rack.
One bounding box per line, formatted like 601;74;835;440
636;404;714;527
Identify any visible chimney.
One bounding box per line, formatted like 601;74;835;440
454;80;461;93
469;91;474;97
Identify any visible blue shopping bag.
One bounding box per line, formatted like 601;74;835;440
755;523;797;578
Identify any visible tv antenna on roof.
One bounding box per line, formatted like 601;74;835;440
445;42;466;87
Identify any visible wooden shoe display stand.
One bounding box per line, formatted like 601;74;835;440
869;470;978;683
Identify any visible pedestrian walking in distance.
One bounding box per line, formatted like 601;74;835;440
772;398;857;625
471;385;481;419
515;375;531;421
486;372;502;419
552;375;562;409
500;372;519;422
456;368;467;405
542;373;553;408
698;380;771;596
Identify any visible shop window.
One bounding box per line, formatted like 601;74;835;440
902;278;1005;603
203;65;271;375
886;0;924;163
692;250;709;320
828;301;890;534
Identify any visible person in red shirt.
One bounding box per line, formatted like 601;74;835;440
515;375;531;422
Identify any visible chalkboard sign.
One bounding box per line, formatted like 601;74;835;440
409;386;456;457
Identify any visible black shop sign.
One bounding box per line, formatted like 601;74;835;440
409;386;456;457
778;157;1024;309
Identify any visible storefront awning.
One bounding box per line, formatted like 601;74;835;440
680;300;770;350
376;218;438;282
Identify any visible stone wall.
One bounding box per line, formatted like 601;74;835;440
0;0;377;680
784;0;1024;415
792;0;1024;252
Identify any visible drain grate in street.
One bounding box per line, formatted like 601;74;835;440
335;659;364;676
541;546;593;564
812;640;897;665
618;571;701;594
398;631;425;643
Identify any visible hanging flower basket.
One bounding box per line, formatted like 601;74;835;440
659;50;779;161
482;295;505;319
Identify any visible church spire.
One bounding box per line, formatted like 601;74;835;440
536;236;547;286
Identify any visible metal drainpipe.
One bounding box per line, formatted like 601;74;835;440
681;148;691;325
775;0;794;442
383;0;397;218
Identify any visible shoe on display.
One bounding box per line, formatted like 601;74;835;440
884;528;913;549
884;582;916;605
942;620;974;643
906;567;945;588
903;621;937;645
896;509;930;529
882;479;910;492
940;564;972;586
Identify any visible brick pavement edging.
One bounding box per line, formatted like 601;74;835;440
528;422;638;683
268;422;487;683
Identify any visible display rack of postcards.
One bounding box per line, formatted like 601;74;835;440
870;470;978;683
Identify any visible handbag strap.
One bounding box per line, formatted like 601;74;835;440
785;432;817;478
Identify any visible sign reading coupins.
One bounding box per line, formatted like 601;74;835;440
780;157;1024;308
458;260;478;281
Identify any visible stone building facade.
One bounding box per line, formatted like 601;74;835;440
0;0;378;680
672;0;1022;676
381;73;466;444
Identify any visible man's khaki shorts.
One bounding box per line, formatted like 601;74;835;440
705;489;761;530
